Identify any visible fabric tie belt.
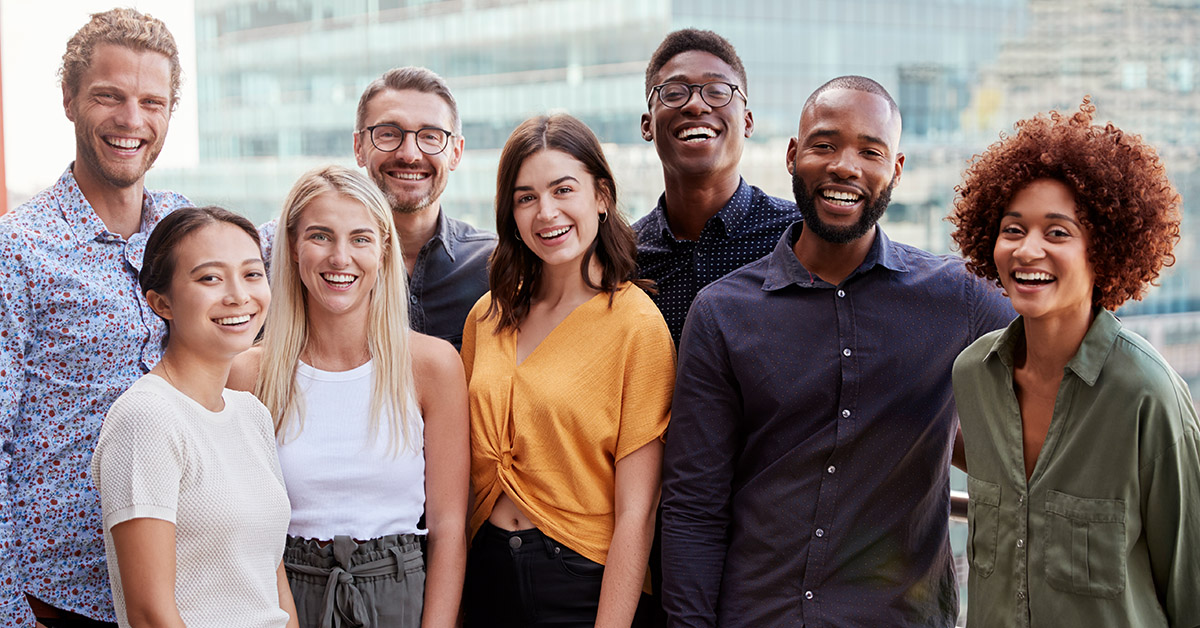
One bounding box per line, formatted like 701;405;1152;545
285;535;410;628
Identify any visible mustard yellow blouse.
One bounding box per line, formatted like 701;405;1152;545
461;284;675;565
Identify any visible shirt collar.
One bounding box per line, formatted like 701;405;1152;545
762;222;909;291
57;164;165;244
651;177;755;243
984;309;1121;386
427;208;456;261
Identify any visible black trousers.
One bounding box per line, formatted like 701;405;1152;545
464;521;654;628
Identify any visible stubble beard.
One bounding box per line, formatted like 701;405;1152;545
75;125;161;189
792;172;895;245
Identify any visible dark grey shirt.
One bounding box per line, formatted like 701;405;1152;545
633;179;800;344
408;210;496;349
661;222;1015;628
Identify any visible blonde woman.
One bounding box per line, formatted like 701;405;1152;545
230;166;469;628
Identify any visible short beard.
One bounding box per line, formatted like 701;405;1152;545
75;127;158;189
792;172;894;244
368;168;435;215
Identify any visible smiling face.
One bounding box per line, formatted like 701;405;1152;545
354;88;463;215
292;192;383;320
995;178;1095;324
147;222;270;361
512;149;607;271
787;88;904;245
641;50;752;183
64;43;172;191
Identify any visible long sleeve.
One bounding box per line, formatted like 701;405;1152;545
0;250;35;627
659;296;739;628
1140;378;1200;628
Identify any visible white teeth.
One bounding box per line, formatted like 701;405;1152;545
107;137;141;149
821;190;862;205
323;273;356;284
538;226;571;239
215;315;251;325
389;172;426;180
676;126;717;142
1014;271;1055;282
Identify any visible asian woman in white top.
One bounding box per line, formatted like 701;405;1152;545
94;206;299;628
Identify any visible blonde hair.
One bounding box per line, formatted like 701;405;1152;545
60;8;182;110
256;165;417;453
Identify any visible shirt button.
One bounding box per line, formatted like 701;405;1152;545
841;409;851;418
409;294;418;304
1019;494;1025;504
1016;539;1024;549
837;289;846;298
805;591;814;600
827;465;836;474
842;348;852;357
1017;591;1026;600
815;528;825;538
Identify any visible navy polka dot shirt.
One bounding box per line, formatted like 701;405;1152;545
633;179;800;344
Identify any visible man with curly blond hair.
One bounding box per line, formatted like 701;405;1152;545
0;8;189;626
950;99;1198;628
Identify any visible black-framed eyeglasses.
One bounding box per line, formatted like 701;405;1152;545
359;124;453;155
647;81;747;109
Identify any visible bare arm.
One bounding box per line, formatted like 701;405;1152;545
277;561;299;628
596;439;662;628
414;334;470;628
226;347;262;393
110;518;186;628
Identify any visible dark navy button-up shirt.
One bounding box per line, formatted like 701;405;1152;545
661;222;1015;628
408;210;496;350
633;179;799;344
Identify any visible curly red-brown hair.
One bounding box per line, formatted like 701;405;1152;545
950;98;1181;311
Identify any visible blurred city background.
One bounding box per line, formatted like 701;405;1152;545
2;1;1198;620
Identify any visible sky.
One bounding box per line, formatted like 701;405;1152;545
1;0;198;197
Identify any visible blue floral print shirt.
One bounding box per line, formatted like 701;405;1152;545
0;166;190;625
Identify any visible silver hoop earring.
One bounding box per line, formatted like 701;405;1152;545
598;212;609;224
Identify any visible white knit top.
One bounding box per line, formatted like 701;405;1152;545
277;360;425;540
93;374;291;628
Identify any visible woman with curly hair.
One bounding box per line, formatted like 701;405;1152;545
949;99;1200;627
460;114;674;627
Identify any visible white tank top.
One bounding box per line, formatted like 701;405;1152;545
277;360;425;540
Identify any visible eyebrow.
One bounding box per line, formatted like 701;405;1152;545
513;175;580;192
806;128;889;148
304;224;376;236
661;71;732;83
1002;210;1083;227
189;259;263;273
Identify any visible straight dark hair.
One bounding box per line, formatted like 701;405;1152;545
140;206;262;340
486;114;652;332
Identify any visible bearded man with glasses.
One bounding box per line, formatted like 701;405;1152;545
347;67;497;350
634;28;800;346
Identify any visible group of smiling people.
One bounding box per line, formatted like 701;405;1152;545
16;9;1194;628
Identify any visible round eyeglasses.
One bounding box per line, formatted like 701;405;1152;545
360;124;453;155
647;81;747;109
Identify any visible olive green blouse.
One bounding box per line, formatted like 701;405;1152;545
952;309;1200;628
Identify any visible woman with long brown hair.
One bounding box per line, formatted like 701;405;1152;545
461;114;674;628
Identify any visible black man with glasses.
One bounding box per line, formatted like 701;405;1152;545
635;29;799;344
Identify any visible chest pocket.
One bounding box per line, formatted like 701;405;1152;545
1043;490;1126;598
966;476;1001;578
